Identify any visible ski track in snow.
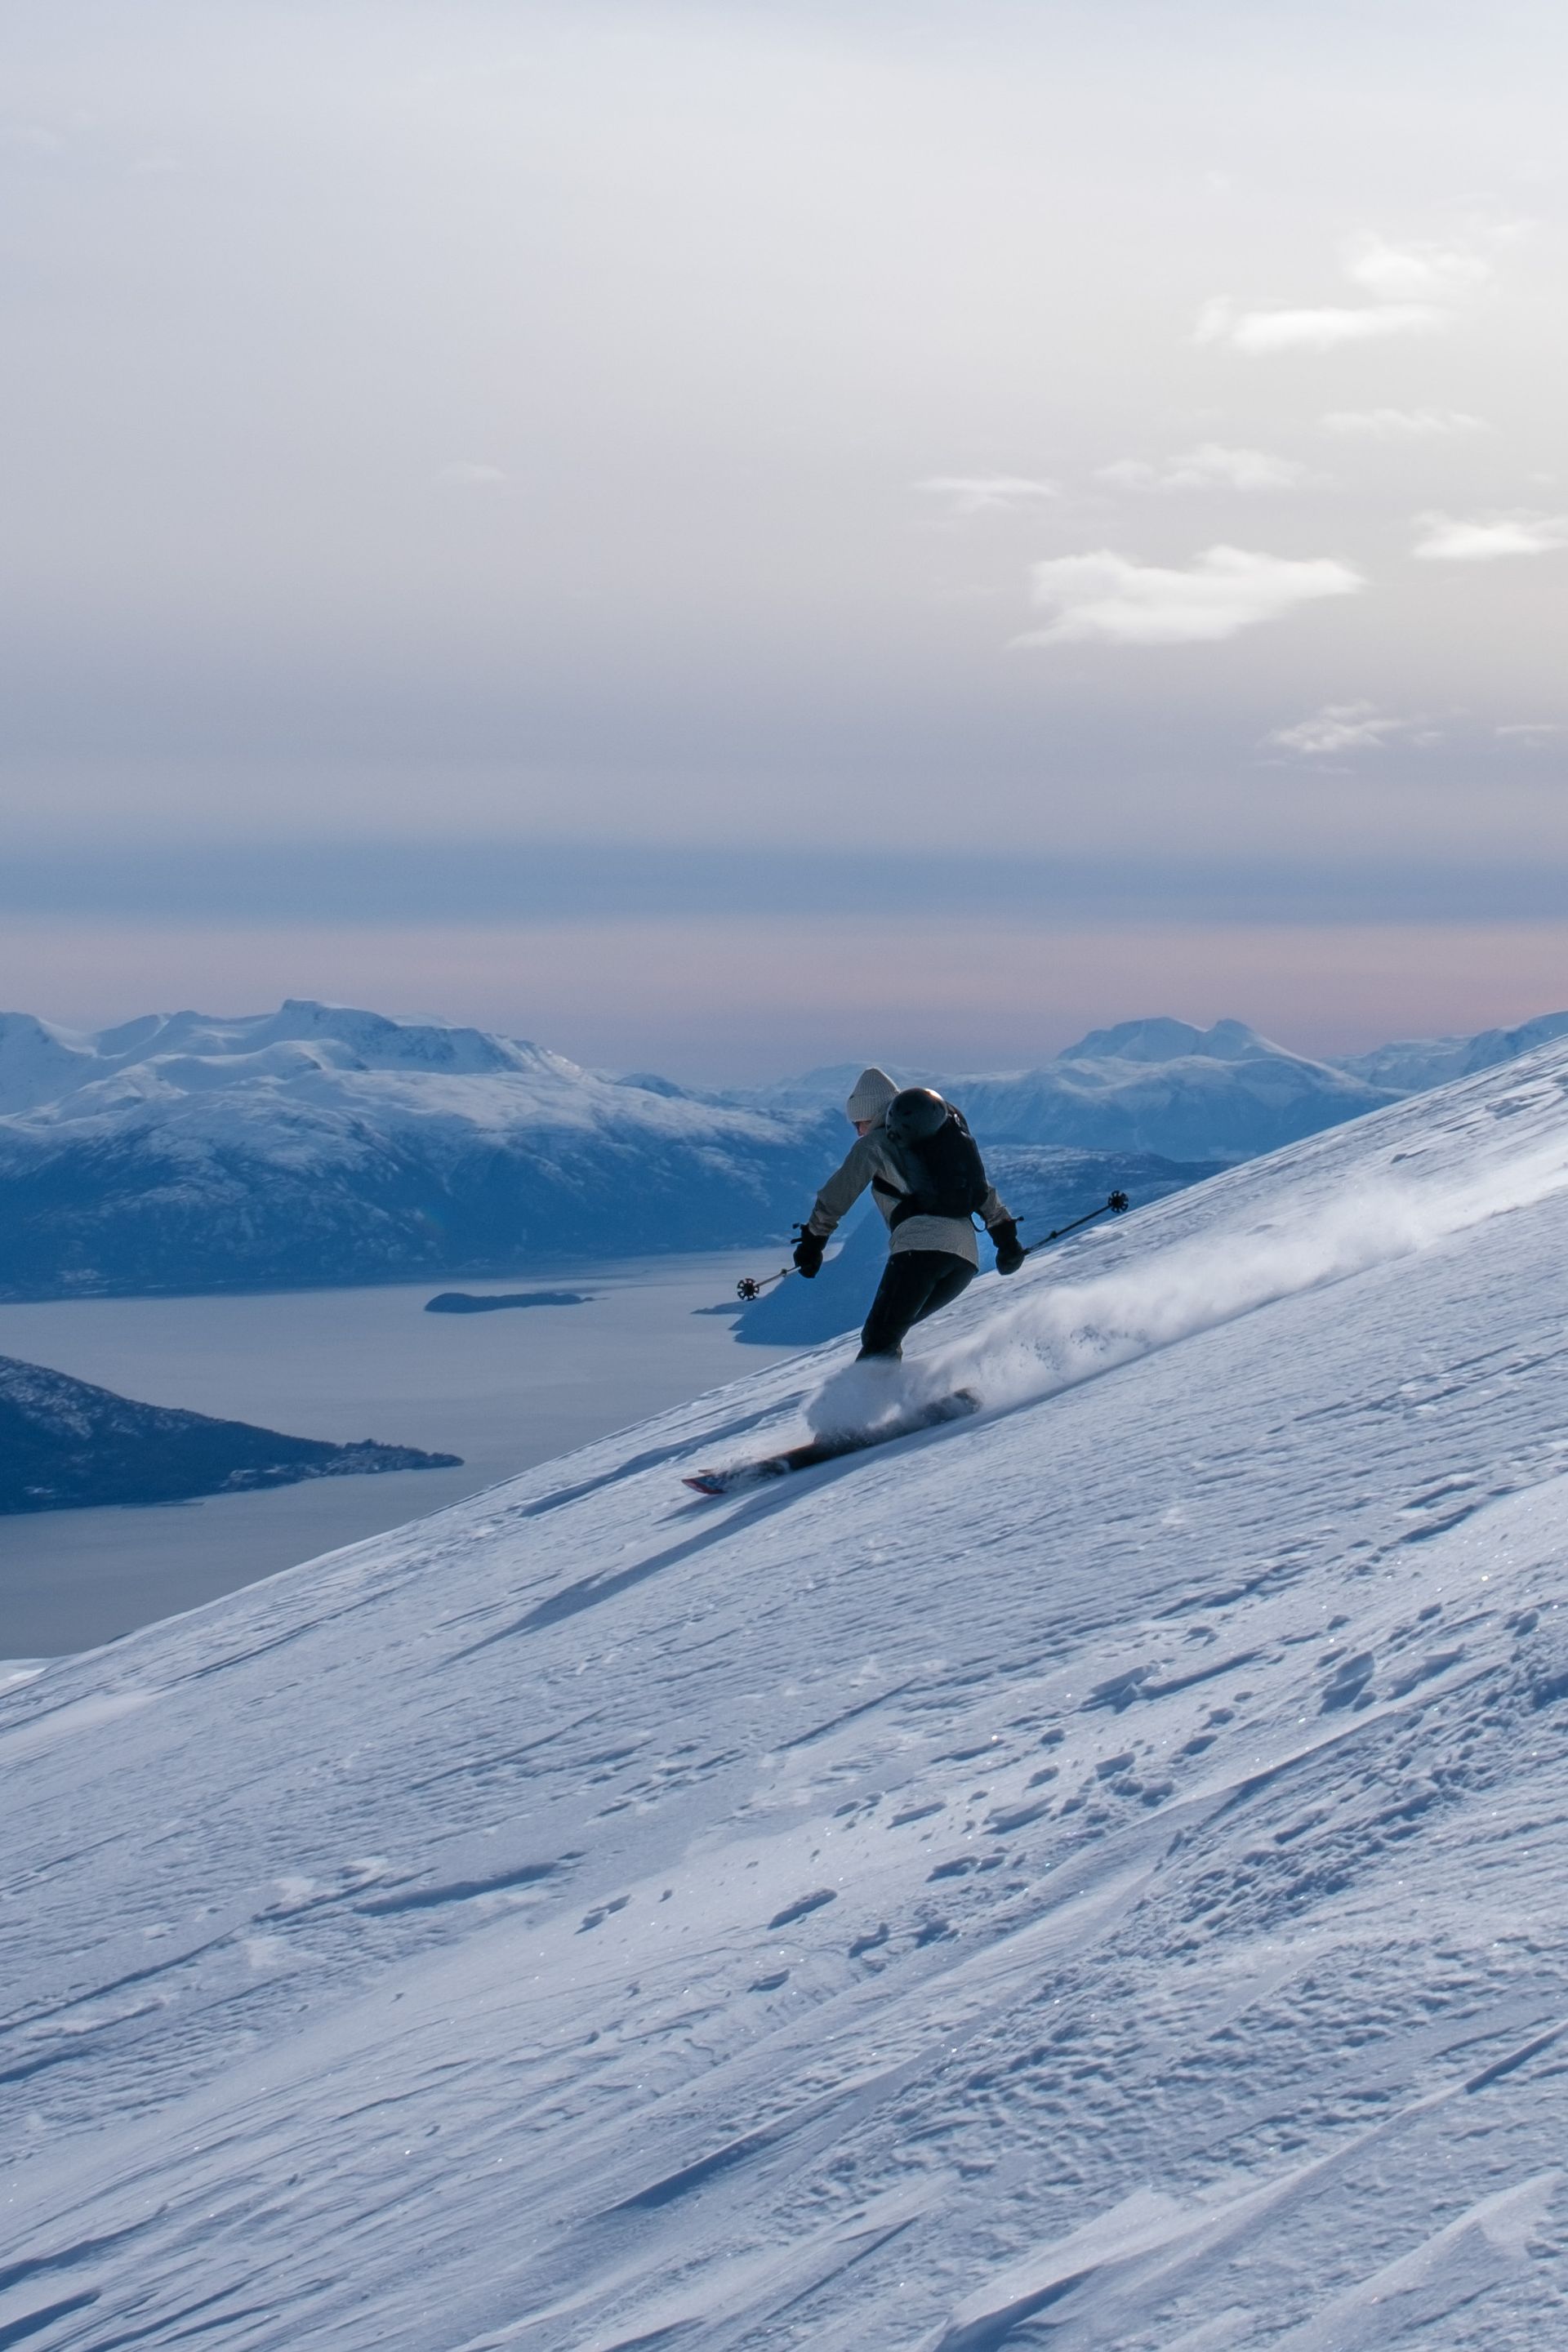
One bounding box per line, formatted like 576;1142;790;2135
7;1049;1568;2345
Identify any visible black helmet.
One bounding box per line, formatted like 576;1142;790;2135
886;1085;949;1144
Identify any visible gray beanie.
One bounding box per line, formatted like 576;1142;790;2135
845;1066;898;1123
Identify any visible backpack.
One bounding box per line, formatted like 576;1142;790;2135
880;1106;990;1228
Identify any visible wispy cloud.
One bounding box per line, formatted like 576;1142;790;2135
1497;721;1565;742
1196;296;1450;354
915;475;1058;516
1098;443;1309;492
1017;546;1362;648
1321;408;1488;438
1196;235;1494;357
1266;701;1431;756
1412;511;1568;561
1342;237;1492;302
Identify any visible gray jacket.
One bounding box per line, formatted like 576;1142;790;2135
806;1107;1012;1270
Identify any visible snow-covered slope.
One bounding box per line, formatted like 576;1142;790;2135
9;1044;1568;2347
0;1001;835;1298
1332;1009;1568;1095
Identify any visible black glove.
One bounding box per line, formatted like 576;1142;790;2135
989;1218;1024;1276
792;1227;826;1279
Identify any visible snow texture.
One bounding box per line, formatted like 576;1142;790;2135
8;1040;1568;2346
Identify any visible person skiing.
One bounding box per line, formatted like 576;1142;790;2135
792;1066;1024;1360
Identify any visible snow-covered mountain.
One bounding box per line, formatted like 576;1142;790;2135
5;1000;1566;1300
10;1040;1568;2345
0;1001;836;1298
760;1018;1403;1160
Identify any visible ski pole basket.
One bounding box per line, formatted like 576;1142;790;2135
735;1267;791;1302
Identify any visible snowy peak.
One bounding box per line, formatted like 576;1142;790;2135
1056;1014;1279;1066
0;1001;573;1113
0;1011;100;1114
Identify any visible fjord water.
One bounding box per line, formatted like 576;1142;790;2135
0;1252;796;1655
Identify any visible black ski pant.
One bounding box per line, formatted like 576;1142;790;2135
858;1249;974;1360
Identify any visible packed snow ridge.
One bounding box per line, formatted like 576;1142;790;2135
9;1042;1568;2346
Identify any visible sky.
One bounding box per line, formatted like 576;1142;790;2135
2;0;1565;1079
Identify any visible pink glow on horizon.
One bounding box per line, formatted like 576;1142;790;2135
1;915;1563;1085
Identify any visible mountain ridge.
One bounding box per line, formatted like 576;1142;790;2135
2;998;1564;1299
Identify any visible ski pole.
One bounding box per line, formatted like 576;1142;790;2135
1021;1190;1129;1258
735;1267;792;1303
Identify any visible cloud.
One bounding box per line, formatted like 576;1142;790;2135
1266;702;1428;756
1321;408;1488;438
1196;297;1450;354
1098;443;1309;492
1412;511;1568;561
1497;722;1565;742
1196;234;1495;357
915;475;1058;515
1343;237;1492;302
1018;545;1363;648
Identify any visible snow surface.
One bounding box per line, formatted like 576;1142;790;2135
8;1043;1568;2345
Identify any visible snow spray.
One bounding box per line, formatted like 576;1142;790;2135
808;1128;1568;1439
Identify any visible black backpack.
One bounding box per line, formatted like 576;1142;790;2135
880;1107;990;1228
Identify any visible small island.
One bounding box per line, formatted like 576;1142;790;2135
0;1354;462;1515
424;1290;591;1314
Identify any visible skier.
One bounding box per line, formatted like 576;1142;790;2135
791;1067;1023;1360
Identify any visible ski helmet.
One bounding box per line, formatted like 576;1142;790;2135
885;1085;949;1144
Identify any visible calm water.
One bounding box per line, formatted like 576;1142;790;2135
0;1254;797;1658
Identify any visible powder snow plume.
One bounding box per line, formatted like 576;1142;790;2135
808;1126;1568;1439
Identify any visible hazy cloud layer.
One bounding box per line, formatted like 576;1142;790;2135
0;2;1565;1067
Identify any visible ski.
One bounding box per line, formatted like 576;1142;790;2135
683;1389;979;1496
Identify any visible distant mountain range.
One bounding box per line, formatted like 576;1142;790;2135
0;1352;460;1513
2;1000;1565;1301
749;1013;1568;1160
0;1001;836;1299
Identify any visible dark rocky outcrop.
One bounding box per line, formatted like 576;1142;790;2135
0;1354;461;1514
424;1290;590;1314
